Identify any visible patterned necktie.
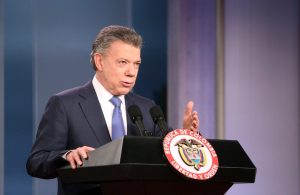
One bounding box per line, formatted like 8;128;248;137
110;96;125;140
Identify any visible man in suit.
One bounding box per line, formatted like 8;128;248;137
26;25;199;195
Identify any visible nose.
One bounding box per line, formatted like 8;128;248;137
125;63;137;77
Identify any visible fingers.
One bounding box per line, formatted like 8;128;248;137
191;111;199;130
66;146;95;169
187;111;198;131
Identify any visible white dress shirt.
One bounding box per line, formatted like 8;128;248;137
92;76;128;138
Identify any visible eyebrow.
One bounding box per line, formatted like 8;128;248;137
118;58;141;63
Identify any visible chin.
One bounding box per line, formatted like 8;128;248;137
114;89;130;96
120;88;133;95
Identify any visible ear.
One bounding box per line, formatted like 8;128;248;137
94;53;104;71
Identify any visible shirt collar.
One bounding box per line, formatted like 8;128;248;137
92;75;125;104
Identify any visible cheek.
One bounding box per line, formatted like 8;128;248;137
116;68;127;77
109;71;123;84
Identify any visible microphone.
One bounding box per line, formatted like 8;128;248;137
128;104;147;136
149;105;169;136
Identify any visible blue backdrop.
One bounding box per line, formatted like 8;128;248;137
2;0;167;194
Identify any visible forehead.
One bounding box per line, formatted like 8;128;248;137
106;40;141;58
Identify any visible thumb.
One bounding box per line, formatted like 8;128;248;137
184;101;194;116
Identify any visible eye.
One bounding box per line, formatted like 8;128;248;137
119;60;128;65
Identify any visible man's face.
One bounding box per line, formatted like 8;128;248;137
95;40;141;96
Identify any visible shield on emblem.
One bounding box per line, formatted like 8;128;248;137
176;139;206;170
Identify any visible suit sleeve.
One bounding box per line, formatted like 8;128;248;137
26;95;69;179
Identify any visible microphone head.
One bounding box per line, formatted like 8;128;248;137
149;105;165;123
128;104;143;122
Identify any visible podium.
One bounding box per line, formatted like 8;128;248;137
58;136;256;195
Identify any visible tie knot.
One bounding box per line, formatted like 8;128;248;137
110;96;122;107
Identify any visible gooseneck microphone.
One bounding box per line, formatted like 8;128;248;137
128;104;147;136
149;105;169;136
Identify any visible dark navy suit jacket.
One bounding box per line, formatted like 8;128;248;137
26;81;161;195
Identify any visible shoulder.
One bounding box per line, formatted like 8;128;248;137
53;81;94;100
46;81;94;107
126;92;155;108
126;92;154;102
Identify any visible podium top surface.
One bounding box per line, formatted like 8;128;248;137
58;136;256;184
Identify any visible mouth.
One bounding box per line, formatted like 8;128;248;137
122;81;134;88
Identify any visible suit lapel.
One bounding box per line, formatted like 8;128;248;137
78;82;111;145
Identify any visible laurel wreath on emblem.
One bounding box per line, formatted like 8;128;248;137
175;139;207;171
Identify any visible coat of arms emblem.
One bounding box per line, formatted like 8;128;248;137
163;129;219;180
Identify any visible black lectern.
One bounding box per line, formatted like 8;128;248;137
58;136;256;195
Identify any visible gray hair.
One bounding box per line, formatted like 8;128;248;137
90;25;143;70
